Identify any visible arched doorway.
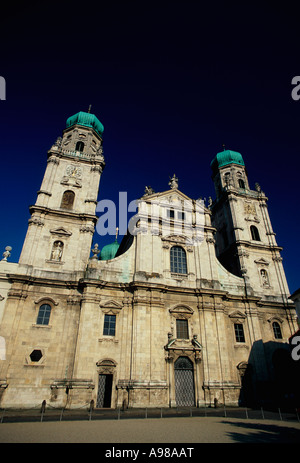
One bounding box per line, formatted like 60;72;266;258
174;356;195;406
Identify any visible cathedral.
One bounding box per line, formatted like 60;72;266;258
0;109;298;410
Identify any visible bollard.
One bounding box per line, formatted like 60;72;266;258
88;399;94;421
245;407;248;419
278;407;282;421
41;400;46;422
261;406;265;419
296;408;300;422
60;408;64;421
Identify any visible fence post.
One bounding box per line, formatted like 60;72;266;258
278;407;282;421
261;406;265;419
41;400;46;422
89;400;94;421
245;407;248;419
60;407;64;421
296;408;300;422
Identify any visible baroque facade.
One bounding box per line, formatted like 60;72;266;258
0;110;298;409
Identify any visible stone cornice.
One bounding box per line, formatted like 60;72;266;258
29;205;98;223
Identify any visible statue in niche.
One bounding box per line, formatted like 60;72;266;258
51;241;63;261
260;269;269;286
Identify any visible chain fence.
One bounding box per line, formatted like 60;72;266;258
1;402;300;424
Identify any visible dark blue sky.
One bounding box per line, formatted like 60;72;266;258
0;1;299;294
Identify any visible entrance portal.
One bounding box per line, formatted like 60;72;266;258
97;374;113;408
174;356;195;406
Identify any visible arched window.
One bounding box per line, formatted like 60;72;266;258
238;178;245;189
75;141;84;152
170;246;187;274
60;190;75;210
250;225;260;241
272;321;283;339
36;304;52;325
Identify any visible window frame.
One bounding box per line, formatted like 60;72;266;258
234;323;245;343
170;245;188;275
103;314;116;336
167;209;175;219
238;178;245;189
250;225;260;241
272;321;283;340
36;303;52;326
176;318;189;339
75;141;84;152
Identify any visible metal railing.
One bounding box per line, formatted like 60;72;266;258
1;401;299;424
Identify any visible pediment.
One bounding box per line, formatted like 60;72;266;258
169;305;194;318
50;227;72;237
254;258;269;266
142;189;193;204
100;300;123;311
228;310;246;320
162;235;188;244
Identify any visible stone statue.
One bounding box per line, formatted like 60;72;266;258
168;174;178;190
144;186;155;196
91;243;100;259
1;246;12;261
255;182;261;192
51;241;63;261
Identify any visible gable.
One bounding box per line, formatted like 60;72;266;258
143;188;191;203
50;227;72;237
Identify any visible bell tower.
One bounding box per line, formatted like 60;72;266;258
210;148;290;302
19;109;105;274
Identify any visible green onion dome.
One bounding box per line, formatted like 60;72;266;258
100;239;120;261
66;111;104;136
211;149;244;174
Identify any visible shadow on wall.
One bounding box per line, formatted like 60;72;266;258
238;339;300;410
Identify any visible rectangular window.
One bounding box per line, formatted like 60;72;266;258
178;211;185;221
103;314;116;336
234;323;245;343
167;209;175;219
176;319;189;339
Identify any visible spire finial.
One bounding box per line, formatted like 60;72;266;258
115;226;119;241
222;143;226;151
88;104;92;113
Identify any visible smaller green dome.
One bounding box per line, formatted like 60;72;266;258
100;239;120;261
66;111;104;136
211;149;245;172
